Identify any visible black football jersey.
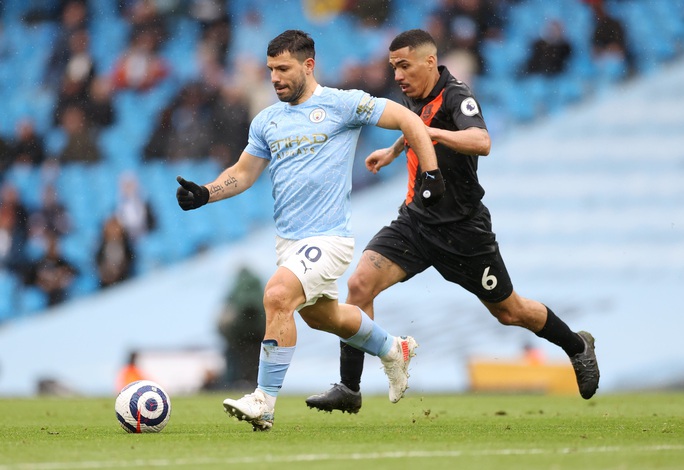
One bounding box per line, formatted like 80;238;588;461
402;66;487;224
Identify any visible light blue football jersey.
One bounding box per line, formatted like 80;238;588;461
245;85;388;239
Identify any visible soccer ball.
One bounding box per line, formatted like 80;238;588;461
115;380;171;433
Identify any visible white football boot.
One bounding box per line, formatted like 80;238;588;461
380;336;418;403
223;389;274;431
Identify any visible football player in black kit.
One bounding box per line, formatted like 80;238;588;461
306;29;599;413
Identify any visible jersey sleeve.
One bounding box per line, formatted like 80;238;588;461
244;110;271;160
338;89;387;127
447;89;487;131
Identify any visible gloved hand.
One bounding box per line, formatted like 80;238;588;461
176;176;209;211
419;169;445;207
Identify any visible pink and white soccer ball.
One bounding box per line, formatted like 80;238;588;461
115;380;171;433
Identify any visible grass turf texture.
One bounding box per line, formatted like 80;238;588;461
0;392;682;470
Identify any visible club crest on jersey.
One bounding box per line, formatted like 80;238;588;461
309;108;326;123
461;97;479;116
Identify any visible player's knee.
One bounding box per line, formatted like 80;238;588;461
347;274;375;306
262;284;295;314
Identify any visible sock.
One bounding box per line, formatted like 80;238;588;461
339;341;365;392
534;307;584;357
341;308;394;357
256;339;295;408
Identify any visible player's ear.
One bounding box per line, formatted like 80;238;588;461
426;53;437;70
304;57;315;74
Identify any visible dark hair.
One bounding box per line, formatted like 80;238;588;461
267;29;316;61
389;29;437;52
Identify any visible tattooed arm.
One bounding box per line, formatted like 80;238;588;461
206;152;269;203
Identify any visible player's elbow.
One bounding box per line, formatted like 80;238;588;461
479;133;491;156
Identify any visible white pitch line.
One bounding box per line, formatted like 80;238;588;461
2;445;683;470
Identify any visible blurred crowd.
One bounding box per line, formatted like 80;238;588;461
0;0;676;319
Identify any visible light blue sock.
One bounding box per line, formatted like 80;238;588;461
257;340;296;397
341;308;394;357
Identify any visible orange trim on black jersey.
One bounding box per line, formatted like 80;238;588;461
404;91;444;205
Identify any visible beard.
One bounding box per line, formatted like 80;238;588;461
277;73;308;103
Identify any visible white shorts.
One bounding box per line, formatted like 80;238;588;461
275;235;355;310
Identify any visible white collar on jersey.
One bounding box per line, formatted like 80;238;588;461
313;84;323;96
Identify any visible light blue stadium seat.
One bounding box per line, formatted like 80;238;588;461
135;231;170;274
60;232;95;272
89;16;130;74
69;269;99;297
18;285;47;316
3;163;43;209
0;270;19;322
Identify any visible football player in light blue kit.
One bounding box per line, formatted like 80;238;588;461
176;30;444;431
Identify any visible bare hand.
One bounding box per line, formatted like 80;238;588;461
365;147;396;174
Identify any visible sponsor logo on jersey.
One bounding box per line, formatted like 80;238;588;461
270;134;329;159
461;97;479;116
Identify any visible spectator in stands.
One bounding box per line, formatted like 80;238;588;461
364;58;395;99
434;0;506;75
197;42;224;91
190;0;226;27
57;105;102;163
424;13;452;55
217;266;266;390
0;200;29;277
196;17;232;89
0;183;29;246
143;106;173;160
44;0;89;89
53;55;93;129
0;133;14;178
95;216;136;288
523;19;573;76
120;0;169;50
166;82;212;160
441;15;483;85
204;18;232;65
232;56;279;119
10;119;46;167
208;85;251;167
63;28;96;89
28;184;72;241
111;29;169;92
590;3;632;78
85;77;116;130
347;0;392;26
25;233;78;306
440;0;505;42
114;172;157;242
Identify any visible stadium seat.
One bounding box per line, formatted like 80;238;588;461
0;271;19;322
18;285;47;316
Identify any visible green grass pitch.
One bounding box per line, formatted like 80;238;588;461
1;392;683;469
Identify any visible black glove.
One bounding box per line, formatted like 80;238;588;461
176;176;209;211
419;169;445;207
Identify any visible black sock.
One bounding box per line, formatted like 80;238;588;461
339;341;365;392
535;307;584;357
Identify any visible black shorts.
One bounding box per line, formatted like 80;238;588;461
364;204;513;303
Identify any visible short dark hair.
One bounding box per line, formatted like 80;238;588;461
267;30;316;61
389;29;437;52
